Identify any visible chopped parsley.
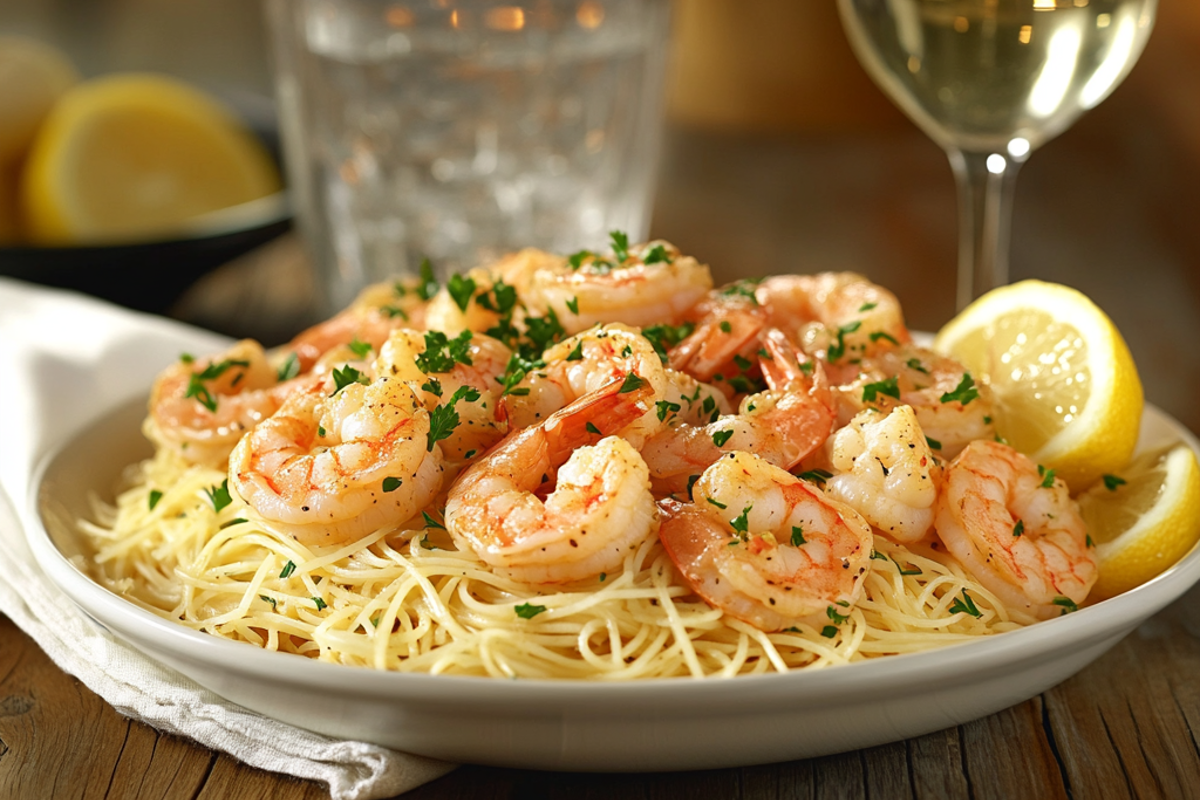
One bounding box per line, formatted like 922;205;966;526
906;358;929;374
427;385;482;451
382;476;403;492
619;372;645;394
422;510;447;530
331;364;370;394
1103;474;1126;491
416;330;474;374
416;258;439;301
869;331;898;345
148;489;163;511
706;497;728;510
825;321;862;362
185;358;250;412
1013;519;1025;537
712;429;734;447
655;399;681;422
940;373;979;405
797;469;832;485
827;605;850;625
586;422;602;435
642;322;695;362
312;597;328;611
515;602;548;619
1038;465;1057;488
729;505;753;535
949;590;981;618
447;273;476;312
276;352;301;382
1052;596;1079;614
791;525;806;547
717;278;762;305
858;302;878;312
610;230;631;264
926;436;942;451
204;479;233;513
565;296;580;315
280;560;297;579
643;243;671;264
566;340;584;361
861;375;900;403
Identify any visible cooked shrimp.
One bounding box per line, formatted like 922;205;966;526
658;451;875;632
500;323;670;448
147;340;315;467
755;272;910;364
934;440;1096;620
640;329;835;494
444;375;658;585
284;278;427;374
668;286;765;385
832;344;995;458
376;329;512;462
228;374;445;547
823;406;941;544
523;239;712;336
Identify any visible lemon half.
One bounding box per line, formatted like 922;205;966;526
933;280;1143;492
20;73;280;244
1080;444;1200;602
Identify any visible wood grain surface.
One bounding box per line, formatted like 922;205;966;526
3;1;1200;798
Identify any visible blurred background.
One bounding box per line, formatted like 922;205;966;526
3;0;1199;429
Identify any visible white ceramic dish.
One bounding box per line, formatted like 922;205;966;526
27;392;1200;772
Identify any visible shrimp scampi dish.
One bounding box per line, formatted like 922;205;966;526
84;234;1112;680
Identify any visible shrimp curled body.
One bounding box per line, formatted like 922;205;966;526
658;451;875;632
934;440;1097;620
228;376;445;547
445;375;659;585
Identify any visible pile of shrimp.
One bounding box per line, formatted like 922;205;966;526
81;236;1097;679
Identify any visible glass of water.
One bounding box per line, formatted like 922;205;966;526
265;0;672;316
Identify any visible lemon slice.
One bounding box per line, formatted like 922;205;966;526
1079;444;1200;602
933;280;1143;492
20;73;280;244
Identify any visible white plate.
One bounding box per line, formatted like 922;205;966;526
26;393;1200;772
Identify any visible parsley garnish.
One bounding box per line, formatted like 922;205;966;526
148;489;163;510
642;322;695;362
331;364;370;394
1013;519;1025;537
515;602;547;619
427;385;482;451
949;590;981;618
447;273;476;312
906;358;929;374
204;480;233;513
416;258;439;301
619;372;645;394
565;296;580;315
859;302;878;312
827;605;849;625
655;400;681;422
791;525;806;546
280;560;296;579
862;375;900;403
185;358;250;412
717;278;762;305
686;474;700;499
566;340;584;361
820;626;839;638
586;422;602;435
712;429;734;447
826;321;862;362
260;595;277;610
926;436;942;450
1052;596;1079;614
869;331;898;345
940;373;979;405
610;230;630;264
797;469;832;485
1103;474;1126;491
729;505;753;535
276;352;301;382
382;476;403;492
706;497;728;510
870;550;889;561
1039;465;1057;488
422;377;443;397
312;597;328;611
416;330;474;374
348;338;373;359
643;243;671;264
422;510;447;530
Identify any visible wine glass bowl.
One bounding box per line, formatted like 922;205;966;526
837;0;1157;308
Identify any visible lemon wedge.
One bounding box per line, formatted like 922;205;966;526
1079;444;1200;602
933;280;1143;492
20;73;280;244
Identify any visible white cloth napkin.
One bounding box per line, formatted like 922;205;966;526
0;278;456;799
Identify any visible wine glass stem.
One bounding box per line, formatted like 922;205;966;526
949;148;1023;309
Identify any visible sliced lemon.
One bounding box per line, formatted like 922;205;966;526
20;73;280;244
933;280;1143;492
1079;444;1200;602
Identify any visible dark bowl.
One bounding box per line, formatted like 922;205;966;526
0;195;292;314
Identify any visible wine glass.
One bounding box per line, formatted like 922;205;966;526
837;0;1157;309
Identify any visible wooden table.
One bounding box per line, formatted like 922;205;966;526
5;2;1200;798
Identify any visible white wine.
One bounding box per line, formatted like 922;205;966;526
839;0;1156;152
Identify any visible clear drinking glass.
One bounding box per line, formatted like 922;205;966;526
837;0;1156;309
265;0;671;316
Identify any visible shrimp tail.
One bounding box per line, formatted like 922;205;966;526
543;372;655;462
